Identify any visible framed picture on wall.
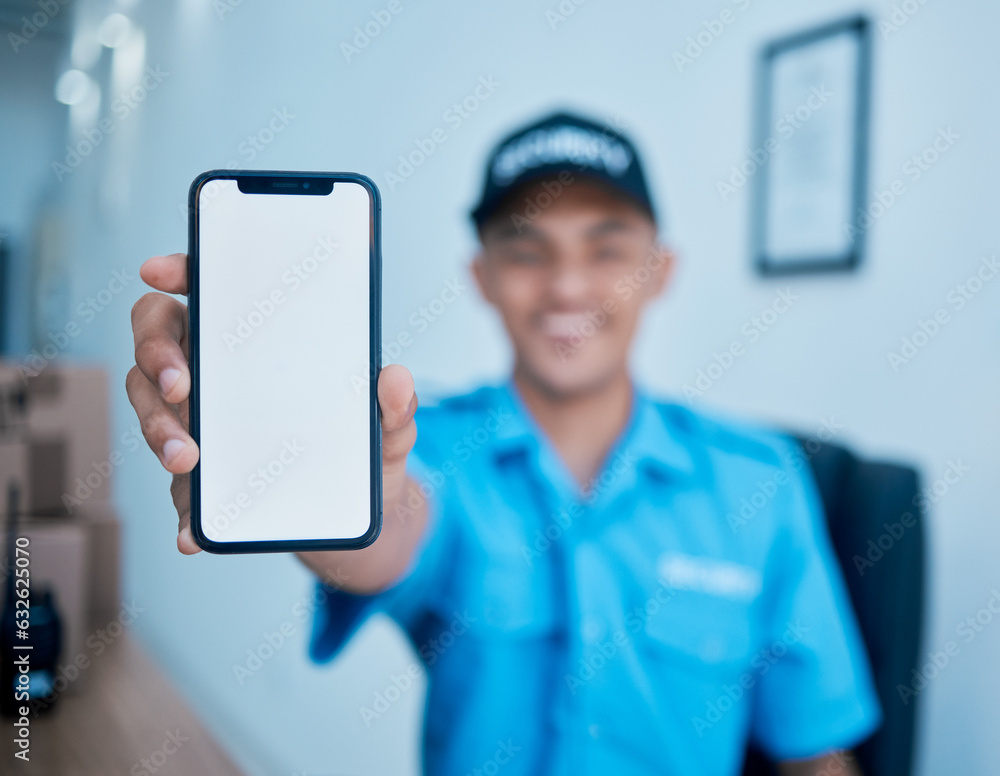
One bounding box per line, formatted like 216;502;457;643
751;15;872;276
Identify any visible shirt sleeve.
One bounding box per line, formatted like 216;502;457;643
308;452;454;664
749;436;883;760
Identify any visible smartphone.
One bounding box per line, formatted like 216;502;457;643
187;170;381;553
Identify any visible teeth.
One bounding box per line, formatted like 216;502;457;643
539;312;597;338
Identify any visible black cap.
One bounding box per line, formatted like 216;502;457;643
470;110;657;229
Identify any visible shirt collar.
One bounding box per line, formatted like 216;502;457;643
489;377;697;482
620;387;698;481
490;378;541;457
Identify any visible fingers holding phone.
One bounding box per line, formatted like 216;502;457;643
377;363;419;506
126;252;201;553
128;253;198;471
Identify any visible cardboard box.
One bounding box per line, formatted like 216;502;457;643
78;501;122;627
0;440;28;508
0;362;112;515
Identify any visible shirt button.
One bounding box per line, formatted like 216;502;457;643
700;638;726;663
588;723;601;739
580;615;606;644
484;603;502;626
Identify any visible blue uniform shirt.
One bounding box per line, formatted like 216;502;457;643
309;380;881;775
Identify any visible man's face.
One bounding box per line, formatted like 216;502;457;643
473;177;673;399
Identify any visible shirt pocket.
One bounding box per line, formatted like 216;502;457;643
445;548;561;640
641;588;754;675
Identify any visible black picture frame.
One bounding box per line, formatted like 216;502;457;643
751;15;872;276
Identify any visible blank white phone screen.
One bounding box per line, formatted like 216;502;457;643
196;178;372;544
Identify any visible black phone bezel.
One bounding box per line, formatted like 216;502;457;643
187;169;382;554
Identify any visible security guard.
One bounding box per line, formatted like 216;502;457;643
127;111;880;775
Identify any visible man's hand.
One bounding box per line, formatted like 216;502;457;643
126;253;429;591
779;750;862;776
126;253;200;553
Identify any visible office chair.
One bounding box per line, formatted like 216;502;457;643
741;434;925;776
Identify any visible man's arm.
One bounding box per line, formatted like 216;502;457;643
296;474;429;594
127;252;429;591
779;748;862;775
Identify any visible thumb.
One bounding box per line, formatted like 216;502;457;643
378;364;418;471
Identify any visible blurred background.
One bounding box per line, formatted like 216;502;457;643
1;0;997;774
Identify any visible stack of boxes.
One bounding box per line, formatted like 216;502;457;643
0;361;123;693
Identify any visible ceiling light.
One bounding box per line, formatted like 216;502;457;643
97;13;132;48
54;69;94;105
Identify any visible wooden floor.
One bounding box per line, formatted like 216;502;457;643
0;634;245;776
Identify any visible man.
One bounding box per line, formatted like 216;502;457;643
127;111;881;775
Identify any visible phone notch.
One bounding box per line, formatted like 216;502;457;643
236;176;334;195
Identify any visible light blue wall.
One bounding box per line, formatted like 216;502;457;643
0;26;68;353
6;1;998;773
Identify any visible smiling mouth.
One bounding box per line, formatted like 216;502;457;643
536;311;605;341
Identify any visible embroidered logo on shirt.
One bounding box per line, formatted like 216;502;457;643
657;553;762;602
